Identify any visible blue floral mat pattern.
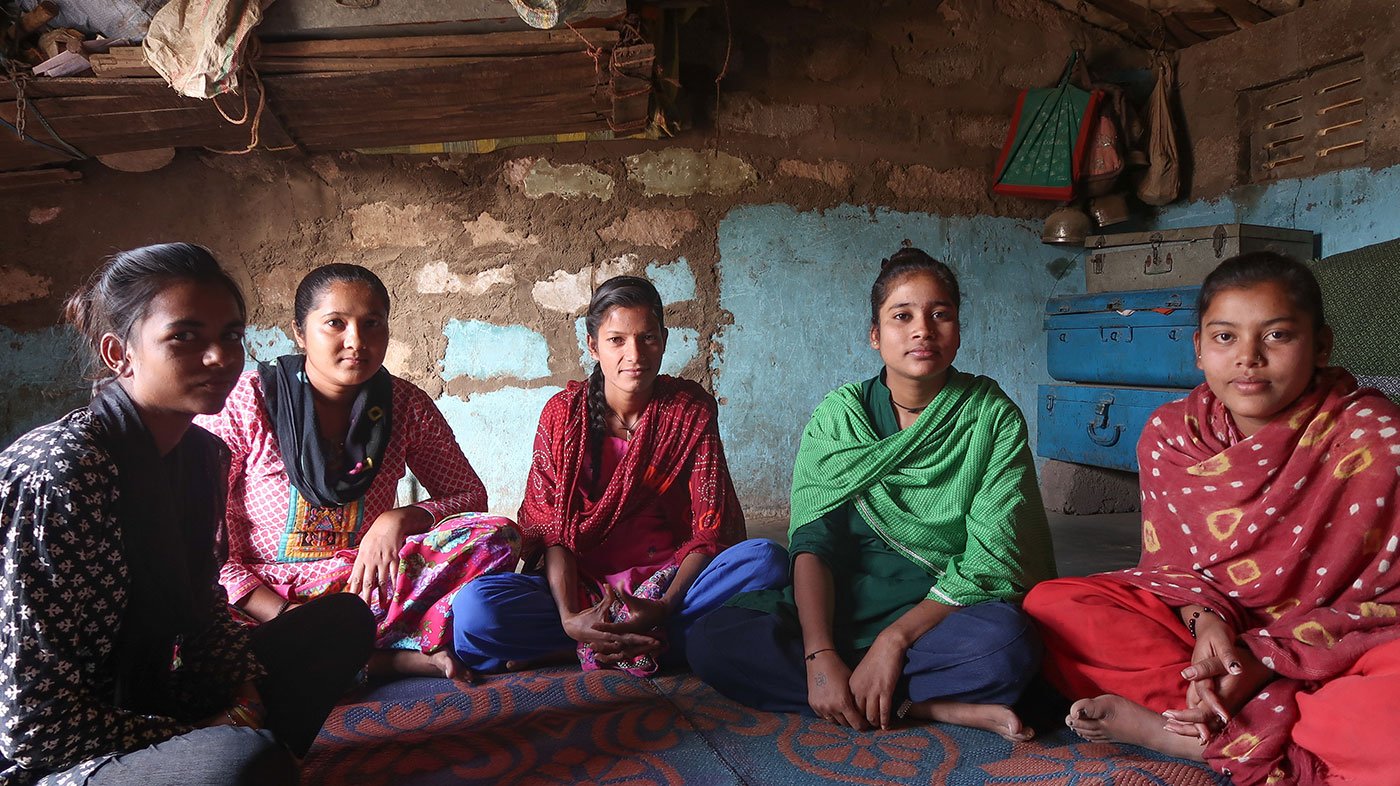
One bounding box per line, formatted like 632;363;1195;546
303;668;1229;785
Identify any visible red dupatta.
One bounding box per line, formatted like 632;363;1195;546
517;375;745;564
1111;368;1400;682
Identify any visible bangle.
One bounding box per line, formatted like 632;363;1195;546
275;597;293;618
804;647;837;662
1187;607;1223;639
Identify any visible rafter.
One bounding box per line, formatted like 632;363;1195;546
1209;0;1275;27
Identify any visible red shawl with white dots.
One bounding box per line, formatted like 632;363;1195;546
1112;368;1400;683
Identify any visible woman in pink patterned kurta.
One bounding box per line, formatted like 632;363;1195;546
198;264;518;680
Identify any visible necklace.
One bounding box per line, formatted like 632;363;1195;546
890;398;927;414
610;410;641;435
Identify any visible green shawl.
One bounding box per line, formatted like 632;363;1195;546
790;369;1056;606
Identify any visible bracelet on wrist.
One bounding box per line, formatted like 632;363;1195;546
804;647;837;662
1186;606;1224;639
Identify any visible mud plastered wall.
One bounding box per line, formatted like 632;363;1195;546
5;0;1136;522
16;0;1393;524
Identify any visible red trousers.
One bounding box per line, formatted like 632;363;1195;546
1026;577;1400;786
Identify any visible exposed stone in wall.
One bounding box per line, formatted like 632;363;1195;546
416;261;464;294
516;159;615;201
624;149;757;197
383;338;414;377
719;93;821;138
596;209;699;249
954;115;1009;149
350;203;459;248
27;207;61;224
462;265;516;297
885;165;988;206
802;36;866;82
462;211;538;248
775;159;853;190
0;267;52;306
532;268;593;315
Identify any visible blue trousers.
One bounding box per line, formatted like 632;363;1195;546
686;601;1041;714
453;539;788;673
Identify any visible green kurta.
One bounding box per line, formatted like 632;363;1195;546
730;369;1055;650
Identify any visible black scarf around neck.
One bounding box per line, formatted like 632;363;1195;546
89;382;223;713
258;355;393;508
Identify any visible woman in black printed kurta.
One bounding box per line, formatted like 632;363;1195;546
0;244;374;786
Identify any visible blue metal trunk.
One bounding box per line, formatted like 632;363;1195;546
1045;286;1205;389
1036;384;1188;472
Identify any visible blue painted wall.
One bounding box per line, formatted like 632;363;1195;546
442;320;552;382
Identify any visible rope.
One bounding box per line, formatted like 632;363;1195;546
205;60;267;155
563;20;606;75
712;0;731;145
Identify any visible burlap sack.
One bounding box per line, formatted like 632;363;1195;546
143;0;263;98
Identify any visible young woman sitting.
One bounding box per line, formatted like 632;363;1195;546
687;248;1056;739
1026;252;1400;786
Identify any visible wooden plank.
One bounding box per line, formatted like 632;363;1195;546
1162;13;1209;45
279;94;607;136
1208;0;1274;26
257;29;619;58
1174;11;1240;37
259;56;605;108
0;167;81;190
0;78;175;100
256;55;493;73
1083;0;1184;48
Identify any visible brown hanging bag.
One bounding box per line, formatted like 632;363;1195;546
1137;54;1181;206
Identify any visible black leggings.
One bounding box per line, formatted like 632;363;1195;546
40;593;374;786
251;592;376;757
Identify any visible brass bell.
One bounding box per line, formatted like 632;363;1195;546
1041;204;1091;245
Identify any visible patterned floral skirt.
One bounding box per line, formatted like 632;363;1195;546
236;513;520;652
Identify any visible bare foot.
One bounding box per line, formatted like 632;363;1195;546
368;650;477;683
1067;695;1205;760
907;700;1034;742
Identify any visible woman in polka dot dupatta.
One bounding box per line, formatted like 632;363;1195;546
1026;252;1400;786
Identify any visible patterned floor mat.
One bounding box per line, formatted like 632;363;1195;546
303;669;1229;786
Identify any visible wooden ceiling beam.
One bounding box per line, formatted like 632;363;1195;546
1162;13;1208;45
1081;0;1184;48
1209;0;1275;27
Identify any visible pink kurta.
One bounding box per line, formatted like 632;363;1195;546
197;370;518;651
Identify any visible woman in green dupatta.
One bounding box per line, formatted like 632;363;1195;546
688;248;1056;740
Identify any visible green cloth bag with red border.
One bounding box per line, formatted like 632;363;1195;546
992;52;1103;201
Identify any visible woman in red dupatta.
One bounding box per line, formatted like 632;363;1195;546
1026;252;1400;786
452;276;786;674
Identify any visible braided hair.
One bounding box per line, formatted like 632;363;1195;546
583;276;666;478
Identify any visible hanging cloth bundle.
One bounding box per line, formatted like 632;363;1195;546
992;51;1103;201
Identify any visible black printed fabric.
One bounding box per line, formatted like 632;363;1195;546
0;409;263;786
